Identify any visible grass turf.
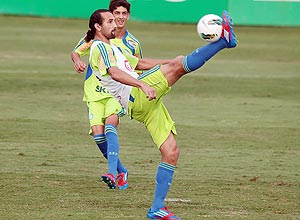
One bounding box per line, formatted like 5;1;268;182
0;15;300;219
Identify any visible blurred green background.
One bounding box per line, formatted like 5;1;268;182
1;0;300;26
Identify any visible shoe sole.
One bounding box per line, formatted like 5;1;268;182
101;176;116;189
222;11;237;48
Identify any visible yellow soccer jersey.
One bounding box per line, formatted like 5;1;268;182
110;30;143;59
110;30;143;72
89;40;118;77
73;36;113;102
90;41;139;111
83;65;115;102
73;30;142;70
73;36;93;57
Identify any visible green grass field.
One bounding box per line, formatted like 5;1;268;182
0;15;300;220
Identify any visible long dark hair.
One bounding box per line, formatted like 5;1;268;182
85;9;110;42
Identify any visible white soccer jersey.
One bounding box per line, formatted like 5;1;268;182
90;41;139;111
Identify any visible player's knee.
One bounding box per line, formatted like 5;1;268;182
160;132;180;165
169;55;183;67
170;146;180;165
175;55;184;62
170;55;185;75
172;145;180;159
163;145;180;165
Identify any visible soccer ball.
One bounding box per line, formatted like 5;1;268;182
197;14;222;42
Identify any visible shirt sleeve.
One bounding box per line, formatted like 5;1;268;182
134;40;143;59
73;35;93;57
90;42;117;76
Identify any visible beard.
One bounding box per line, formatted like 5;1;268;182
111;30;116;39
107;29;116;39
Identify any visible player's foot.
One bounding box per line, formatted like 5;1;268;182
221;10;237;48
147;207;181;219
101;173;116;189
117;172;128;190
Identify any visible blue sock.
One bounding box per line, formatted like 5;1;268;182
151;162;175;211
93;134;127;174
182;38;228;73
105;124;119;179
93;134;107;158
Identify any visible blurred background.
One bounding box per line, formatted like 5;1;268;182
1;0;300;26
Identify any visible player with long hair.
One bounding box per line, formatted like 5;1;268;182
71;0;147;189
85;8;237;219
71;0;171;190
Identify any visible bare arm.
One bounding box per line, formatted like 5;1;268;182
108;66;156;100
136;58;172;71
71;51;87;73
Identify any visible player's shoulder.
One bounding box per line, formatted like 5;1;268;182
92;39;109;46
74;35;92;55
125;30;141;44
92;40;113;51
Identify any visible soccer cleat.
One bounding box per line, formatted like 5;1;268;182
101;173;116;189
147;207;181;220
221;10;237;48
117;172;128;190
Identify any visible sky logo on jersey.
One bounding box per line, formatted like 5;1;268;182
95;85;109;93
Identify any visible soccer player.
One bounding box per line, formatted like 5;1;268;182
72;32;155;191
72;0;170;73
72;42;130;189
85;8;237;219
71;0;170;190
72;0;143;74
109;0;143;73
71;0;139;189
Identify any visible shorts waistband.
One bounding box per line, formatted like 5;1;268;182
137;65;160;80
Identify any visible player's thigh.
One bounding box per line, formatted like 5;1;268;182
104;98;124;127
144;103;177;148
86;101;106;127
138;66;171;98
104;98;124;118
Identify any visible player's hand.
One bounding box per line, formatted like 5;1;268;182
141;83;156;101
74;60;87;73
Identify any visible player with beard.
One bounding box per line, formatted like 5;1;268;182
85;8;237;219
